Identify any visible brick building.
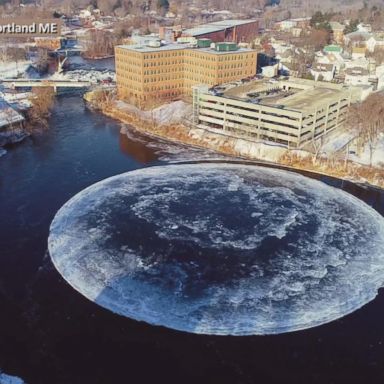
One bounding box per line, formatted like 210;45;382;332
115;41;257;104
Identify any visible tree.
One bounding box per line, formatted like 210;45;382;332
310;11;333;31
157;0;169;15
347;93;384;167
308;28;331;50
84;29;117;58
27;87;55;129
344;19;359;34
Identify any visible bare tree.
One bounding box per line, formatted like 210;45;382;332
27;87;55;129
347;93;384;167
83;29;117;59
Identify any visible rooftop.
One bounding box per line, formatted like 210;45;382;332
116;42;254;54
329;21;344;31
116;43;185;53
215;78;354;113
0;99;25;129
324;44;343;53
183;19;258;37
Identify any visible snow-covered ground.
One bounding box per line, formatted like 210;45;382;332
349;134;384;168
0;372;25;384
0;102;25;129
50;69;115;84
115;100;192;126
322;130;355;154
0;92;32;110
0;61;32;80
322;129;384;168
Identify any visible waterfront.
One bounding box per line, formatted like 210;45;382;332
1;95;384;384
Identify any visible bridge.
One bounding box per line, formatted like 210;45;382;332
1;79;92;92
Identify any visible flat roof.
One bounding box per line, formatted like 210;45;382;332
116;43;185;53
116;43;255;54
219;79;351;112
280;87;345;111
183;19;258;37
194;46;254;55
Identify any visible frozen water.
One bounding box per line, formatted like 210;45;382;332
0;372;25;384
48;163;384;335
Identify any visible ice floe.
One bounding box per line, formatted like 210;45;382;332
0;372;25;384
48;163;384;335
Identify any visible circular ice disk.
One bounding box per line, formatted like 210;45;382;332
48;163;384;335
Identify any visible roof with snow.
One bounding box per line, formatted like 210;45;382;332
0;99;25;129
183;19;258;37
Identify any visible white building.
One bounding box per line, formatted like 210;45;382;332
262;64;279;78
344;67;370;86
357;23;372;33
311;63;336;81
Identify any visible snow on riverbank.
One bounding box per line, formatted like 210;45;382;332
0;372;25;384
322;130;355;153
322;129;384;168
0;61;32;80
349;134;384;168
116;100;192;125
115;100;192;126
51;69;115;84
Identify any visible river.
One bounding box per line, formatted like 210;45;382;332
1;94;384;384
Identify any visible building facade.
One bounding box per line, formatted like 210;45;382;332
115;43;257;104
192;80;360;148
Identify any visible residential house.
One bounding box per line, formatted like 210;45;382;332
352;46;367;59
357;23;372;33
344;31;375;52
330;21;344;44
311;63;336;81
344;67;370;86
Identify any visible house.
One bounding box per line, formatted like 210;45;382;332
165;11;176;18
311;63;336;81
344;57;370;70
344;67;370;86
372;33;384;51
352;46;367;59
278;61;298;77
330;22;344;44
323;44;343;54
0;98;25;135
291;27;302;37
318;51;346;73
79;9;92;19
262;63;279;77
34;37;63;51
357;23;372;33
345;31;376;52
276;19;297;31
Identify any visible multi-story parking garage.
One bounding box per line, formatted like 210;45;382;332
192;79;362;148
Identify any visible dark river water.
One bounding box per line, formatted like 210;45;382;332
1;95;384;384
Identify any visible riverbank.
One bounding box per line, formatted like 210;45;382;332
96;99;384;189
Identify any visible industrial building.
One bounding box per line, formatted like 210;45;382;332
115;40;257;104
192;79;361;148
182;19;259;43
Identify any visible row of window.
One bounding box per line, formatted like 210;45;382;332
142;51;184;59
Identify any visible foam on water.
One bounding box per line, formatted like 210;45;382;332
48;163;384;335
